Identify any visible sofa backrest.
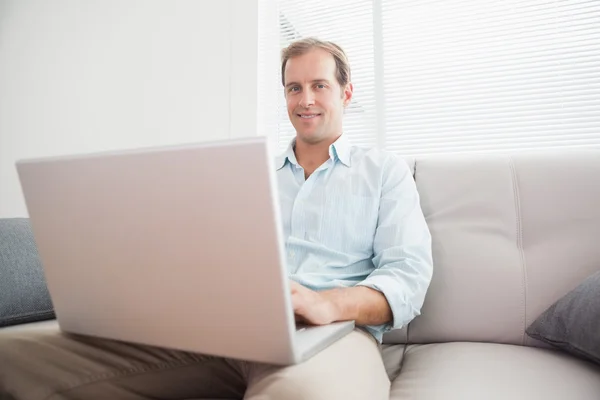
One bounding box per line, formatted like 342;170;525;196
383;150;600;346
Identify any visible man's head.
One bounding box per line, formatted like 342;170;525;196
281;38;353;145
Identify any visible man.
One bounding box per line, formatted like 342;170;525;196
0;38;433;400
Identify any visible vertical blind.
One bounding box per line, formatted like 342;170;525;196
268;0;600;156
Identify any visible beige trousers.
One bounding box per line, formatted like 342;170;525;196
0;327;389;400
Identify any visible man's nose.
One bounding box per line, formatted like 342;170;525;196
299;90;315;108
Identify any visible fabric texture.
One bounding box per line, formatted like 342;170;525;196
0;218;54;327
401;151;600;347
389;342;600;400
526;270;600;365
0;326;388;400
276;134;433;342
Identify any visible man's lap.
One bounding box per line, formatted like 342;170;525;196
245;328;389;400
0;327;389;400
0;327;245;400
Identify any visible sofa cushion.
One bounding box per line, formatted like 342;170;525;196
389;342;600;400
0;218;55;327
509;151;600;347
408;155;525;345
526;270;600;365
407;150;600;346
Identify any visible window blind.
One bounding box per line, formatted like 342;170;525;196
269;0;600;156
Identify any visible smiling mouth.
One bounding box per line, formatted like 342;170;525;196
297;114;321;119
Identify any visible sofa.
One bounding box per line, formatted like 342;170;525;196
1;149;600;399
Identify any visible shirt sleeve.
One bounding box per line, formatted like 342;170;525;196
356;154;433;333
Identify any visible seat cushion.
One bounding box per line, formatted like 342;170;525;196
389;342;600;400
382;344;407;381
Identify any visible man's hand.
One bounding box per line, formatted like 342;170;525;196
290;280;393;327
290;281;341;325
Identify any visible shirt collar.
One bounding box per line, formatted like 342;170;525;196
275;138;299;170
275;134;352;170
329;134;352;167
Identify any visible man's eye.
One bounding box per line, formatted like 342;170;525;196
316;84;325;89
289;87;300;92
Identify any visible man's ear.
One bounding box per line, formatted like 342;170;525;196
342;82;354;107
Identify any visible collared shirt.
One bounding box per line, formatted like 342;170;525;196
275;134;433;342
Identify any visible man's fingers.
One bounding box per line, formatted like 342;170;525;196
291;292;310;321
290;291;300;308
289;280;301;294
290;282;324;325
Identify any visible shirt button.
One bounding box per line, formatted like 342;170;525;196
289;251;295;258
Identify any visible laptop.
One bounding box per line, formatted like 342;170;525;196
15;136;355;365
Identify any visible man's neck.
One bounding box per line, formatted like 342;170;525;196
294;134;341;178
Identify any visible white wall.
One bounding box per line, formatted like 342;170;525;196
0;0;276;217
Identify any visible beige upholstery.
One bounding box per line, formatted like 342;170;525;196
513;152;600;346
384;150;600;398
389;342;600;400
407;154;526;345
385;150;600;347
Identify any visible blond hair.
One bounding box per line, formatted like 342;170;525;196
281;37;351;87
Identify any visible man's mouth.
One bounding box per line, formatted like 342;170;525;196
297;113;321;119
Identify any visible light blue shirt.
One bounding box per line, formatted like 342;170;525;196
275;134;433;343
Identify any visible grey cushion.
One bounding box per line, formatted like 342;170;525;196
526;270;600;365
0;218;55;327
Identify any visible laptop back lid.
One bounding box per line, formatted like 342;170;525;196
16;137;297;364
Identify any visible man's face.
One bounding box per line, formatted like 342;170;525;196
284;48;353;145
